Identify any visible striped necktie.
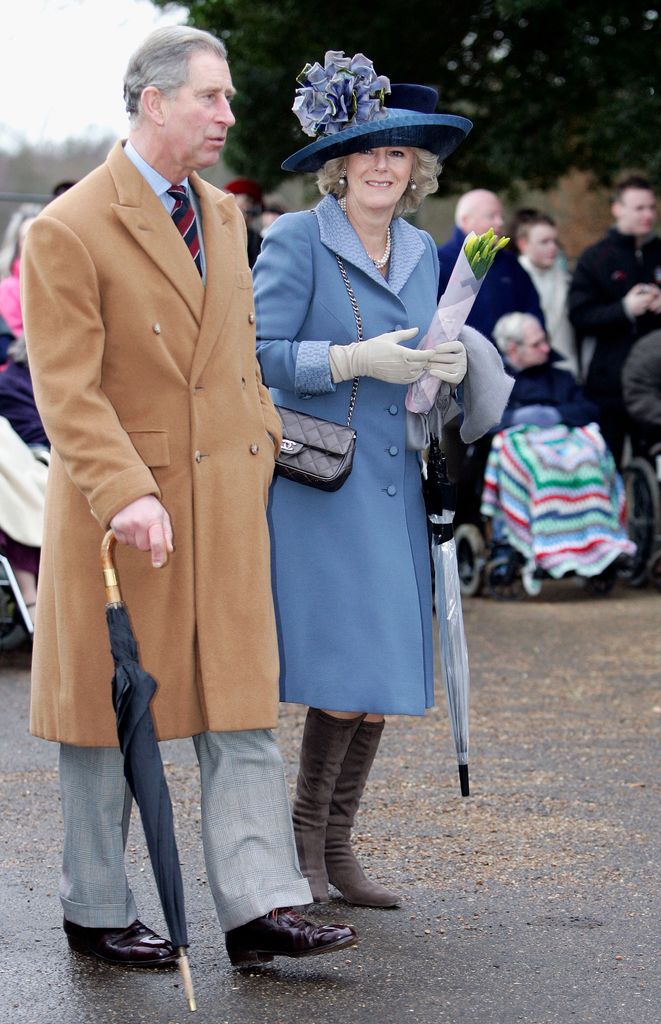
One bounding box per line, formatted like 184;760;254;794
167;184;202;276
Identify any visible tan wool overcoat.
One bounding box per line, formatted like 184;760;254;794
22;142;283;746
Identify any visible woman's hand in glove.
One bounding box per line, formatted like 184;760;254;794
425;340;467;386
329;328;427;384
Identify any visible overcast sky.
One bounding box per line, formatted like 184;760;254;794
2;0;188;149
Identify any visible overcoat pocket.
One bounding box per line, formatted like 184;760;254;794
128;430;170;467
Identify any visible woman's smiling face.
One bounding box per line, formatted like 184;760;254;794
344;146;414;216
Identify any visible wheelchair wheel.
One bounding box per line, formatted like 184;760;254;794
585;565;618;596
622;458;660;587
0;587;29;652
455;524;486;597
649;551;661;593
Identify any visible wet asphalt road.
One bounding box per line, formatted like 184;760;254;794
1;579;659;1024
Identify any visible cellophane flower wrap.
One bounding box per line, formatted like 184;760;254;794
406;229;509;414
292;50;391;138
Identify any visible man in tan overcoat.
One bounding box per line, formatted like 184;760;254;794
21;25;356;971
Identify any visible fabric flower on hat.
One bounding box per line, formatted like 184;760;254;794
292;50;391;138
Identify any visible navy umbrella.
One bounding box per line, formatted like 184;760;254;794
101;531;196;1011
423;437;471;797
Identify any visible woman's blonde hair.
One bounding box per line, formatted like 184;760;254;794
317;148;441;218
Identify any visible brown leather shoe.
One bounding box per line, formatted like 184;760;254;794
63;918;177;968
225;907;357;967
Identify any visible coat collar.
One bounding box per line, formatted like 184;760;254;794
106;141;239;380
313;194;426;295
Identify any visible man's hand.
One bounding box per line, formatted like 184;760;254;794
110;495;173;569
623;283;659;318
646;284;661;314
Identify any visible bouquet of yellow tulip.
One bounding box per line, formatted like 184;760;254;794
406;228;510;414
463;227;510;279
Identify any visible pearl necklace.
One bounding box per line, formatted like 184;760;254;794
339;195;391;269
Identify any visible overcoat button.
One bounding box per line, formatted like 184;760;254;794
387;484;397;496
194;450;202;463
395;323;402;330
248;312;256;324
388;404;398;415
389;446;399;456
250;443;259;454
152;323;161;334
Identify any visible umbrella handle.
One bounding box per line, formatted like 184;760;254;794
101;530;122;605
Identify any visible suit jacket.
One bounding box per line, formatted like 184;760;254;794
22;141;282;745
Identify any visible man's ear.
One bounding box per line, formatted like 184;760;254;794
140;86;166;127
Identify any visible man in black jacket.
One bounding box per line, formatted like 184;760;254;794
569;176;661;466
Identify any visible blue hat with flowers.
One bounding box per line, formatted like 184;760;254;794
281;51;472;173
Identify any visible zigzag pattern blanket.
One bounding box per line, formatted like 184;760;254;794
481;423;635;577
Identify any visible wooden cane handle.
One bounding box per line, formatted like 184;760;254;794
100;530;122;605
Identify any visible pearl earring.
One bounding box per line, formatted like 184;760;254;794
409;178;417;191
339;166;347;186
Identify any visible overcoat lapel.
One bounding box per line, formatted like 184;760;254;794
189;174;237;381
107;143;205;324
314;194;426;296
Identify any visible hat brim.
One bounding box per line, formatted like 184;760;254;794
281;110;473;173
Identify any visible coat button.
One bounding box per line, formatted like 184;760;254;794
388;404;398;415
152;323;161;334
389;445;399;456
248;312;256;324
194;450;202;463
395;323;403;330
250;443;259;454
386;484;397;496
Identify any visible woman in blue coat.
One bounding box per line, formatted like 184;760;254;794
253;53;473;909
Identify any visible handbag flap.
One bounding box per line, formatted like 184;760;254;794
277;406;355;456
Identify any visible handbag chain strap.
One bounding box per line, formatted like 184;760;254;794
335;254;362;427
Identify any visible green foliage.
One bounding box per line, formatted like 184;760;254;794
152;0;660;193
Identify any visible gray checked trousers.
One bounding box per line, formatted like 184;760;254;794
59;729;312;932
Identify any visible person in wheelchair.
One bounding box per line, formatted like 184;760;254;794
480;313;635;590
0;415;47;644
621;328;661;452
0;335;49;640
620;328;661;587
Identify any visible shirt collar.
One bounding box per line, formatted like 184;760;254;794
123;139;190;198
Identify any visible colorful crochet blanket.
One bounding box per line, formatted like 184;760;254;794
481;424;635;578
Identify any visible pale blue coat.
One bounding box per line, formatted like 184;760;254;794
253;195;438;715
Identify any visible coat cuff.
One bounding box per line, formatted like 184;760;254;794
89;465;161;530
294;339;336;397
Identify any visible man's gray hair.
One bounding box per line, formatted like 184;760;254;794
492;312;541;354
123;25;227;121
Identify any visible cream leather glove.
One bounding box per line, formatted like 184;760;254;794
425;339;467;386
329;328;425;384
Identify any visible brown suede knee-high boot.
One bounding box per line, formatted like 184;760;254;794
325;719;400;907
292;709;364;903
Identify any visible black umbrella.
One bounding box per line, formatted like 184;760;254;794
423;437;471;797
101;531;196;1011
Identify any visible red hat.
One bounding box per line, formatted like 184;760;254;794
223;178;263;202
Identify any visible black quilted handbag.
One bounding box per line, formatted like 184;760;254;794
274;406;356;491
273;254;362;492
